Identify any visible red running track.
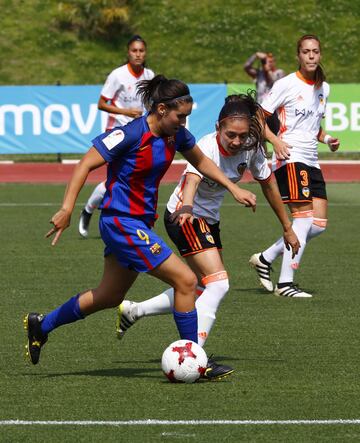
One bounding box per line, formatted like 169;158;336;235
0;161;359;183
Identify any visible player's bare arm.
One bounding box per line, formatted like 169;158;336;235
318;127;340;152
46;147;106;246
264;122;291;160
182;145;257;210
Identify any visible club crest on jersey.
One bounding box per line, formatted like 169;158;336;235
166;136;176;145
318;93;324;104
103;129;125;150
302;187;310;198
150;243;162;255
237;162;247;177
205;233;215;244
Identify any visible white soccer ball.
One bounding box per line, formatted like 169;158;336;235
161;339;208;383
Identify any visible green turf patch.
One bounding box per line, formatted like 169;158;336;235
1;183;360;441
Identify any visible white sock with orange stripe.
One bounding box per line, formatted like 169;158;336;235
307;218;327;240
136;286;204;317
196;271;229;347
278;210;313;284
85;181;106;213
263;217;327;265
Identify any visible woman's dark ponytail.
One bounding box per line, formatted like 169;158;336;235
137;75;193;112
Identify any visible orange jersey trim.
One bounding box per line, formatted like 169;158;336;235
182;247;218;257
255;172;273;184
287;163;298;200
296;70;315;85
278;105;287;136
181;221;202;251
283;199;312;203
127;63;144;78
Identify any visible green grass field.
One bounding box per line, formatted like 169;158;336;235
1;0;359;84
1;182;360;442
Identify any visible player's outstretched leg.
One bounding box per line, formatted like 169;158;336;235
116;300;140;339
23;313;48;365
249;252;274;292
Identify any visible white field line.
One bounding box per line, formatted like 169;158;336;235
1;419;360;426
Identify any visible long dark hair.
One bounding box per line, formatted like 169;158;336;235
218;91;264;151
297;34;325;89
137;75;193;113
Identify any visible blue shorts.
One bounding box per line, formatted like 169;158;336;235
99;214;173;273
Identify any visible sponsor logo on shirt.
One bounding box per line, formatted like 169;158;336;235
295;109;314;118
103;129;125;150
139;144;150;151
202;177;217;188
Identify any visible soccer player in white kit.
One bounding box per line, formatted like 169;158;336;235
249;34;340;298
79;35;154;237
115;93;300;379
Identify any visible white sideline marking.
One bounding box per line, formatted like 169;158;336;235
1;419;360;426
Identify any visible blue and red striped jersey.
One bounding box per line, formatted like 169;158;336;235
92;116;195;225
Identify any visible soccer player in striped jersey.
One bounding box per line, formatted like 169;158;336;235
79;35;154;238
250;34;340;298
24;76;257;373
116;93;299;379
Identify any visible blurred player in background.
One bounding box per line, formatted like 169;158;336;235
250;34;340;298
115;93;299;378
244;51;285;104
244;51;285;135
79;35;154;238
24;75;257;379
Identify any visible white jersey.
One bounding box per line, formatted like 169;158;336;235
167;132;271;225
261;71;329;170
101;63;155;130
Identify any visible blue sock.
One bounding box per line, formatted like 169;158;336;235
41;294;85;335
173;308;198;343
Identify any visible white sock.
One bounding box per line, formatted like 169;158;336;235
196;273;229;347
137;286;204;318
137;288;174;317
307;218;327;240
85;181;106;214
262;237;283;264
278;212;313;284
263;217;327;265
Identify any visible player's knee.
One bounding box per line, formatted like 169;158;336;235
175;269;198;294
